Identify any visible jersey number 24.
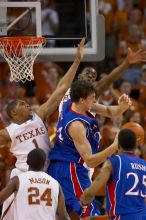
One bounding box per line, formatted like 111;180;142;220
28;187;52;206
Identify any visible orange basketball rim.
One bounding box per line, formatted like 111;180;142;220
0;36;46;83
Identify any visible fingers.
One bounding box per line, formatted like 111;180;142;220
77;38;85;48
128;47;146;56
139;50;146;62
118;93;127;101
80;37;85;45
76;38;85;60
136;49;146;60
136;48;144;54
141;58;146;62
118;94;132;106
127;47;132;54
128;47;146;57
140;50;146;55
124;95;132;106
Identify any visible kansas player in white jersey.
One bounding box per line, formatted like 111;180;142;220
0;148;71;220
0;38;85;220
80;128;146;220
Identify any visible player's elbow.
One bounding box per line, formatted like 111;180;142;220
84;153;106;168
83;156;97;168
85;162;97;168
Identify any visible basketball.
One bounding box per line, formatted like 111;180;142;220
122;122;145;145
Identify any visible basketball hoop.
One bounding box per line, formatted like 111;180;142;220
0;36;46;83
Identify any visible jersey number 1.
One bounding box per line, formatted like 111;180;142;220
32;139;39;148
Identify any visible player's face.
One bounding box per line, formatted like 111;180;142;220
81;92;96;111
78;68;97;83
120;82;131;95
15;100;33;120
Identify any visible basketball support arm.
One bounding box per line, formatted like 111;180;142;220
7;7;34;31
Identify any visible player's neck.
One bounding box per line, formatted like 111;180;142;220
12;116;31;124
71;103;87;115
12;119;26;124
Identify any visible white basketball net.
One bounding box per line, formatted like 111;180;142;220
0;37;45;83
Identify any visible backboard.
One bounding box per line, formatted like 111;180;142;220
0;0;105;61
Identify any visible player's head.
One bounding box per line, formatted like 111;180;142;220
118;128;136;151
6;100;32;121
70;80;97;111
27;148;46;171
78;67;97;83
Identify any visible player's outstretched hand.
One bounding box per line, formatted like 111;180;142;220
126;48;146;64
76;38;85;61
118;94;132;112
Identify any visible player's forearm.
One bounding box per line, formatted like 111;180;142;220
96;58;129;95
107;57;129;83
80;188;94;204
57;38;85;90
84;143;117;168
36;56;82;119
106;104;127;117
91;104;127;118
58;57;81;89
81;170;109;204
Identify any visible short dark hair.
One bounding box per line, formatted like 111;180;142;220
118;129;136;150
27;148;46;171
6;100;19;118
70;80;96;102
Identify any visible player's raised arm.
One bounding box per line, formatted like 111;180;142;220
36;38;85;120
96;48;146;96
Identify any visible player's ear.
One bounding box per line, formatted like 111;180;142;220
11;108;17;117
80;98;84;103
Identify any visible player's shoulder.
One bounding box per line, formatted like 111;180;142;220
46;174;60;191
68;119;86;130
48;174;59;185
0;127;11;140
108;154;121;166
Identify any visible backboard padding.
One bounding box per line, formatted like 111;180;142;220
0;0;105;61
